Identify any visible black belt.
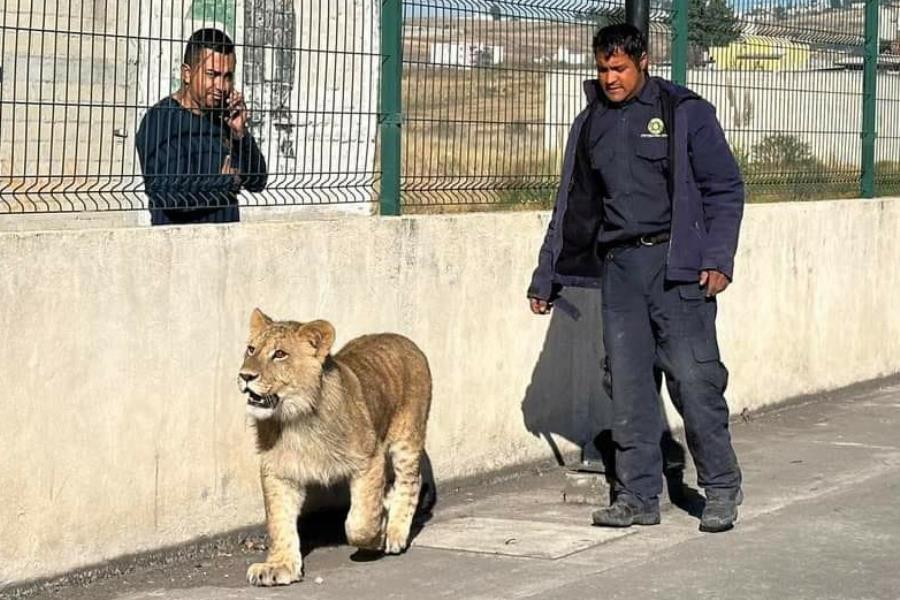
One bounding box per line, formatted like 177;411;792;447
612;231;671;248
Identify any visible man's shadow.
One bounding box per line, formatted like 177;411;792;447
297;450;438;561
520;287;704;516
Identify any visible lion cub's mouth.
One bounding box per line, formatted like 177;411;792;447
246;390;280;410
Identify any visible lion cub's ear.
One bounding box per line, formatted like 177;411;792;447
303;320;335;360
249;308;273;337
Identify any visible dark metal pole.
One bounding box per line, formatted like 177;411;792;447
626;0;650;42
861;0;878;199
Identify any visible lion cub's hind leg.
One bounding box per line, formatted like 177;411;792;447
345;449;387;551
384;440;423;554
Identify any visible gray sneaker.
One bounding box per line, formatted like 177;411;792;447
592;500;661;528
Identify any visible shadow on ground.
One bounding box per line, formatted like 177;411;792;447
297;450;438;562
519;287;704;517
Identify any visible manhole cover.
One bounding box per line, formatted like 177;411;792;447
413;516;634;559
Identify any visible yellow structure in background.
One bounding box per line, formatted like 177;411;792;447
710;36;810;71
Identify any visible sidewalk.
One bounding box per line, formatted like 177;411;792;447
12;378;900;600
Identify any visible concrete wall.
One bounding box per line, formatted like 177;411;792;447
2;199;900;585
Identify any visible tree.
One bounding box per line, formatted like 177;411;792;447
687;0;741;66
750;134;827;200
753;134;815;168
489;2;502;21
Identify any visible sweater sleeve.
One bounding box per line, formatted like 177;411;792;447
233;134;268;193
135;107;239;208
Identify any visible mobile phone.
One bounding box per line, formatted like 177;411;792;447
213;96;238;123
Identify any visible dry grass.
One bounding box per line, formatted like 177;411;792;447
402;67;561;211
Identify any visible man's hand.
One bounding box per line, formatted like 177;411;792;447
225;90;248;139
699;269;730;297
221;155;238;175
529;297;552;315
221;155;241;185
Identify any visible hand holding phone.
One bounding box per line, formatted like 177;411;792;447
223;90;248;139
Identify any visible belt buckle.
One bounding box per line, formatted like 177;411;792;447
639;235;655;246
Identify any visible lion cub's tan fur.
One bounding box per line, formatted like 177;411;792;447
237;309;431;587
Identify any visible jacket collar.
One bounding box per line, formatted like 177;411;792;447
635;77;659;105
584;76;696;106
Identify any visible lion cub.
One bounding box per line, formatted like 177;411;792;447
237;309;432;587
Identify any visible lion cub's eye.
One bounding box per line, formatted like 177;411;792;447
273;349;288;360
246;345;256;356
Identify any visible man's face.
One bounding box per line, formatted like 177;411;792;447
182;49;236;110
596;49;648;104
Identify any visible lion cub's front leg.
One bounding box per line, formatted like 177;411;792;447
247;472;304;586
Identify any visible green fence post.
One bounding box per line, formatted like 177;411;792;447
861;0;878;199
627;0;650;41
670;0;688;86
379;0;402;215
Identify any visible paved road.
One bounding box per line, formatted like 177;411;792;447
9;380;900;600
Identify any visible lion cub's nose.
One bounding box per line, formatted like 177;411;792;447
239;371;259;383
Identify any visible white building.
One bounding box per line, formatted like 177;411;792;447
429;42;505;67
555;46;589;66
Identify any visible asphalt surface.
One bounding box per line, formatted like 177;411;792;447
7;378;900;600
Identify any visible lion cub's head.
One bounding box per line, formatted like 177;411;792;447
238;308;335;421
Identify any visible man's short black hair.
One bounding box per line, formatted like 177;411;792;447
592;23;647;64
183;28;235;67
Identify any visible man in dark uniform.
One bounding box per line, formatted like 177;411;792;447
528;24;744;533
136;28;267;225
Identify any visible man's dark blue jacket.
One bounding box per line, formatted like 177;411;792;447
528;77;744;301
136;97;267;224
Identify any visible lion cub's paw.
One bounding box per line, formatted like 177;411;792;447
246;560;303;586
383;531;409;555
346;531;385;552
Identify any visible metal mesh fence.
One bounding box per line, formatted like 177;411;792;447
399;0;900;209
877;0;900;195
0;0;379;214
1;0;898;216
689;0;867;202
400;0;671;210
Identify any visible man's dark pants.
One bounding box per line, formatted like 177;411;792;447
600;242;741;510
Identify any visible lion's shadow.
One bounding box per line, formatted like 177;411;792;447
297;450;437;561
